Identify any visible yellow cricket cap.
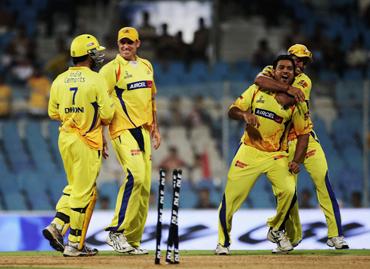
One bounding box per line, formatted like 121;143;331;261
117;27;139;42
287;44;313;60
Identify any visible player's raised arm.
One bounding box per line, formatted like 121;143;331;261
255;66;305;102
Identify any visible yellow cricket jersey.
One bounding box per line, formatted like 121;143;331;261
231;84;312;152
259;65;313;141
48;66;114;150
99;54;156;139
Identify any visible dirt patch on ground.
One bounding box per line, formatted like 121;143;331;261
0;254;369;269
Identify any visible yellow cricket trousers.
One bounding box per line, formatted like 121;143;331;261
218;143;296;247
285;135;343;244
106;127;152;248
54;131;101;244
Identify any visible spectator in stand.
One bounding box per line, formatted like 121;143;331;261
195;182;217;209
99;196;111;210
185;95;213;130
192;17;209;62
161;96;186;127
350;191;362;208
138;11;157;59
0;45;16;76
11;58;34;85
139;11;157;42
149;188;157;209
10;25;35;60
159;146;186;184
27;66;51;118
251;39;274;69
156;23;176;64
44;38;70;79
189;153;212;186
173;31;190;66
346;35;369;73
299;188;314;209
0;75;12;119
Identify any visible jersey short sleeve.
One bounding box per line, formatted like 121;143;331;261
230;84;258;112
99;60;117;95
94;74;114;125
48;76;61;121
292;73;312;100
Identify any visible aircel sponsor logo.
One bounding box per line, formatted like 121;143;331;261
255;108;282;123
127;80;152;90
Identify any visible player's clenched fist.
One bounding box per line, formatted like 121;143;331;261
243;112;260;127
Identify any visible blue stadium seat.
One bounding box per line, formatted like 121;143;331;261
188;61;209;82
16;170;52;210
209;62;230;81
25;120;57;172
2;121;33;171
45;171;67;204
3;190;28;210
48;121;64;170
0;172;20;193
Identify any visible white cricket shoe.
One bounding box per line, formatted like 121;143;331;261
63;242;98;257
106;231;135;253
214;244;230;255
267;228;293;252
42;223;64;252
272;247;290;254
327;236;349;249
128;247;149;255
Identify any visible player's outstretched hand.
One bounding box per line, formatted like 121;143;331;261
287;86;305;103
151;126;161;150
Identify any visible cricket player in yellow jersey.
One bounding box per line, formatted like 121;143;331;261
215;55;312;255
99;27;161;254
255;44;349;250
42;34;114;257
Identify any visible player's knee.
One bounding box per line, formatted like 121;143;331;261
127;169;146;186
278;185;295;199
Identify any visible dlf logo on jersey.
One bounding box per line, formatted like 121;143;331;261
127;80;152;90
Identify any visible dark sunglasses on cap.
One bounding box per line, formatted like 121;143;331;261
119;38;134;45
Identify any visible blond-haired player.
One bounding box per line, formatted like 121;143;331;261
255;44;349;250
43;34;114;257
99;27;160;254
216;55;312;255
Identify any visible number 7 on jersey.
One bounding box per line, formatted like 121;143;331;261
70;87;78;105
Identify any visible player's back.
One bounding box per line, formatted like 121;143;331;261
49;66;109;149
